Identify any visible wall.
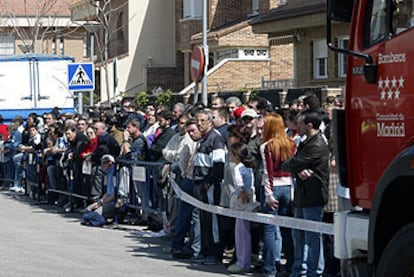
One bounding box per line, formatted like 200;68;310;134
205;60;270;92
295;23;349;88
269;43;294;80
100;0;176;102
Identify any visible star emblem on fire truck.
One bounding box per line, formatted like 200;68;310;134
378;76;404;101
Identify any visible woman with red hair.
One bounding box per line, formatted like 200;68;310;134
260;113;296;277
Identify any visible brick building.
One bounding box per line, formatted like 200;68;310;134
177;0;294;99
69;0;296;105
251;0;349;100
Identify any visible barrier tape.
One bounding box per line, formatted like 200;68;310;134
169;178;334;235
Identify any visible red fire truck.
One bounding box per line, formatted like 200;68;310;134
327;0;414;275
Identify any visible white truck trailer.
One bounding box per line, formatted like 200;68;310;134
0;54;75;122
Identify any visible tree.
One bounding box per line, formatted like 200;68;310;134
0;0;79;54
80;0;128;105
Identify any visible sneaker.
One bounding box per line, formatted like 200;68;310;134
172;249;192;259
228;263;248;274
162;247;173;254
191;254;206;263
202;255;221;265
262;272;275;277
63;203;72;213
9;186;18;192
252;253;263;268
17;187;25;194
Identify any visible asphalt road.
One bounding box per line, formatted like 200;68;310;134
0;191;252;277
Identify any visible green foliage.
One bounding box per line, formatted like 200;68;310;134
135;91;149;107
239;87;248;93
250;88;258;99
156;89;172;106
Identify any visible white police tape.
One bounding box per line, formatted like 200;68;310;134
170;178;334;235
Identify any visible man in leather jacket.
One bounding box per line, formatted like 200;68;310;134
282;111;329;277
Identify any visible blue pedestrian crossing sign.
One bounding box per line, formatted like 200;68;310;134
68;63;95;91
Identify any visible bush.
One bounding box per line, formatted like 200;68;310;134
156;89;172;106
135;91;149;107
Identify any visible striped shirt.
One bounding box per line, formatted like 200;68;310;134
193;128;226;183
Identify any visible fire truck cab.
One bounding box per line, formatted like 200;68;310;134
327;0;414;275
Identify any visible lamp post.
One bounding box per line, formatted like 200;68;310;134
83;22;101;107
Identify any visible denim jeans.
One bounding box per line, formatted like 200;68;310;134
262;185;292;274
13;152;23;188
290;206;324;277
171;178;194;250
191;208;201;256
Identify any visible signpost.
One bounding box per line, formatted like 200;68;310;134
68;63;95;114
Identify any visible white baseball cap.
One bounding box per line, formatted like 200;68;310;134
101;154;115;163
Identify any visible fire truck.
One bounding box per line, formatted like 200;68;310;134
327;0;414;275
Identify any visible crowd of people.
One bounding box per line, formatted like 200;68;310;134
0;92;346;277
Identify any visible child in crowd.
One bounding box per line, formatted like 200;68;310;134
227;142;258;274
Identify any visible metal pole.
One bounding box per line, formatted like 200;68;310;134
201;0;208;106
78;91;83;115
193;82;199;105
89;32;94;107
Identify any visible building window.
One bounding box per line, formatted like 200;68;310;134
313;39;328;79
117;12;125;40
0;34;14;55
252;0;259;15
338;37;349;77
368;0;387;45
214;48;268;64
183;0;202;19
215;49;238;64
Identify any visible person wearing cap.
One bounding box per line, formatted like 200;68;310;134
239;108;263;264
81;154;116;227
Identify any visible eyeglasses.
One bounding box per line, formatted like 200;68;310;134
123;105;129;108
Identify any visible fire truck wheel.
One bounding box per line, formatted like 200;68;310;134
376;222;414;277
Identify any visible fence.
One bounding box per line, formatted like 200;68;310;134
0;149;334;235
0;152;167;221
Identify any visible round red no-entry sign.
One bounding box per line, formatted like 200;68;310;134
191;46;205;82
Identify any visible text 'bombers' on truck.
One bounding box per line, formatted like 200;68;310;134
327;0;414;276
0;54;75;122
